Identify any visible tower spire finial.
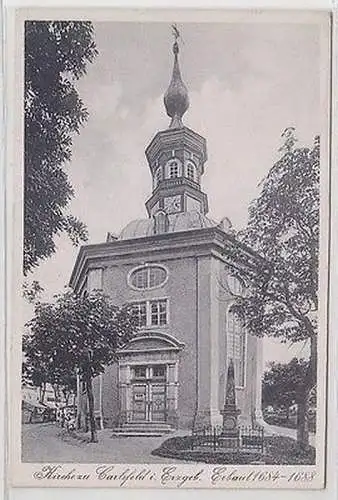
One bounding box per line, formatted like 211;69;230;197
164;24;189;129
171;23;180;54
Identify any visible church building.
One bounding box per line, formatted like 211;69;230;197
69;35;263;433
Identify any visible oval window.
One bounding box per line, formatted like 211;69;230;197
227;275;243;296
129;265;168;290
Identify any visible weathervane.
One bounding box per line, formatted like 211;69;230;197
164;23;189;129
171;23;180;42
171;24;184;53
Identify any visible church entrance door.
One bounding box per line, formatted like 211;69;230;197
131;384;148;421
131;365;167;423
117;332;184;427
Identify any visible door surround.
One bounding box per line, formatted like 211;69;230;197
116;331;184;427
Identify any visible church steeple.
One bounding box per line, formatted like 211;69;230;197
164;34;189;129
145;26;208;219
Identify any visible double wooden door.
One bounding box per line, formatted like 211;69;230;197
132;378;166;423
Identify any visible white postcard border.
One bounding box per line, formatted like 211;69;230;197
5;5;333;492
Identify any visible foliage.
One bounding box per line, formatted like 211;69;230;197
225;130;320;447
24;21;98;274
264;435;315;465
230;131;319;346
262;358;309;411
23;290;138;439
22;280;44;304
23;290;137;383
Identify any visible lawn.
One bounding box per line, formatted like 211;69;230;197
151;434;315;465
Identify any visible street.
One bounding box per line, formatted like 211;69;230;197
22;423;189;464
22;422;316;464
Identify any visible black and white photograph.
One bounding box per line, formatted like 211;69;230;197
8;8;331;489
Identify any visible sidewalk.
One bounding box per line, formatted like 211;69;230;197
263;423;316;447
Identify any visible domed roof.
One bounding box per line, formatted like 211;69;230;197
119;210;218;240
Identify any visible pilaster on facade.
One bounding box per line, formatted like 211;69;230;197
193;255;223;429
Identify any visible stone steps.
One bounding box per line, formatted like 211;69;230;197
111;422;174;437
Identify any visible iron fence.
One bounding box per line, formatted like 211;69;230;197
191;425;264;453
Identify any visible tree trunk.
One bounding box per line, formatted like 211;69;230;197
76;370;82;430
296;335;317;449
85;374;97;442
64;391;70;406
296;392;309;449
53;384;59;404
29;408;35;424
40;382;46;404
83;353;98;443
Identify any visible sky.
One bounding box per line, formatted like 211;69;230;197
26;19;322;365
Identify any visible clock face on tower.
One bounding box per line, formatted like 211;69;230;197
164;195;181;214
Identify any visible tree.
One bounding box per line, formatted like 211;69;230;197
22;280;44;304
23;290;138;442
228;130;319;449
262;358;309;421
24;21;98;274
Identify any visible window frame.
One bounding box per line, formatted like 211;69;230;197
227;275;244;296
132;365;148;380
169;164;179;178
165;158;182;179
129;298;169;328
150;299;168;326
128;264;169;291
153;211;169;235
132;301;147;328
151;364;167;380
185;160;197;182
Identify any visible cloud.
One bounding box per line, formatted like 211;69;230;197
26;21;321;366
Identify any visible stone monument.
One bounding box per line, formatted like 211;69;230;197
220;358;241;448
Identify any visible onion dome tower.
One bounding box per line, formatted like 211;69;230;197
164;39;189;129
145;27;209;219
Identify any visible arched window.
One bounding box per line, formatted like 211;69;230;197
169;163;179;178
226;310;246;388
165;159;182;179
129;264;168;290
227;275;243;296
186;161;197;182
153;211;169;235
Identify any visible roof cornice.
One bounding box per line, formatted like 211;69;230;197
69;226;263;290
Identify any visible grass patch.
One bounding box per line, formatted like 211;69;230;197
152;435;315;465
151;436;263;464
264;435;315;465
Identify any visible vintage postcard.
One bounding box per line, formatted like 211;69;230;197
6;7;331;489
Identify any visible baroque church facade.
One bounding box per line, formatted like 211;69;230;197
70;37;263;432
